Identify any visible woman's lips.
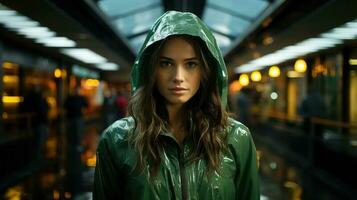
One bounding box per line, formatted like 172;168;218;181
169;87;188;94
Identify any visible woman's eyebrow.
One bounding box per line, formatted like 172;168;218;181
159;56;198;61
185;57;198;61
159;56;174;61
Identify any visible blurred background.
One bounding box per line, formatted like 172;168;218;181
0;0;356;199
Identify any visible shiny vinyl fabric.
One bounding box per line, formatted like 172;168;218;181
94;11;259;200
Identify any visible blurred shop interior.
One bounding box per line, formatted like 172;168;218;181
0;0;357;199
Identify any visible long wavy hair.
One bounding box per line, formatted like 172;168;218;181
128;35;229;175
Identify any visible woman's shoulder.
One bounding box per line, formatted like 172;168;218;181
226;117;251;139
225;118;256;163
96;117;136;169
100;116;135;144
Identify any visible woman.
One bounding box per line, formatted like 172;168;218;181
94;11;259;200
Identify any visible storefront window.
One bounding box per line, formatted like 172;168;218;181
2;62;58;138
311;54;343;121
349;49;357;134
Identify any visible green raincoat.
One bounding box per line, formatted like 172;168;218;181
94;11;259;200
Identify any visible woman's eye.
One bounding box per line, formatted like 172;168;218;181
160;61;172;68
186;61;198;68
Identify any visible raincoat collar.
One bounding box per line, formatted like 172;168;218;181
130;10;228;107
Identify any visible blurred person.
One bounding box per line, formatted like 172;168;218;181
94;11;259;200
236;87;252;127
64;86;88;196
19;84;49;161
298;86;326;135
102;87;117;129
115;88;129;119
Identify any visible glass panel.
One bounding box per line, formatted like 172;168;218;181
349;49;357;134
112;7;163;36
203;7;250;36
129;34;147;54
350;69;357;132
288;70;307;120
311;55;343;121
208;0;269;18
212;32;232;52
98;0;160;16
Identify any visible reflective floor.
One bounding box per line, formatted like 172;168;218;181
1;120;356;200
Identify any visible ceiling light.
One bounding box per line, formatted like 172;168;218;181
234;63;264;73
0;15;40;29
322;32;356;40
3;20;39;29
61;48;107;64
0;10;16;17
296;38;341;49
345;21;357;28
36;37;76;47
0;14;26;22
235;35;342;74
17;27;56;39
321;27;357;40
96;63;119;70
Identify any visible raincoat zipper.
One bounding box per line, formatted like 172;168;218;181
178;148;188;200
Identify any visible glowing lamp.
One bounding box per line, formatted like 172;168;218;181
54;68;62;78
294;59;307;73
239;74;249;86
269;66;280;78
250;71;262;82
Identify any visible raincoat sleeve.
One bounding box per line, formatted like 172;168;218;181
93;121;128;199
229;122;260;200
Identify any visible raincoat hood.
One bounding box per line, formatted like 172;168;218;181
131;10;228;107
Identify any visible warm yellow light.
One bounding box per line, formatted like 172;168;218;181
229;80;242;93
87;155;97;167
4;186;22;200
239;74;249;86
269;66;280;78
2;96;23;104
61;69;67;78
3;62;19;69
294;59;307;73
46;97;56;106
54;68;62;78
85;79;100;87
3;75;19;83
250;71;262;82
349;59;357;65
287;71;304;78
53;190;60;200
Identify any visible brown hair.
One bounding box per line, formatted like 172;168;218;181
128;35;229;175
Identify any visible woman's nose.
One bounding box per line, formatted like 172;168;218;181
173;66;184;83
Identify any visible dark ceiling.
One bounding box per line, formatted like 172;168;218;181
0;0;356;82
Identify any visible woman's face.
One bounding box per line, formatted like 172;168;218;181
155;37;201;106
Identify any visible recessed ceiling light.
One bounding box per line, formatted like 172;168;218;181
60;48;107;64
36;37;76;47
97;62;119;70
17;27;56;38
